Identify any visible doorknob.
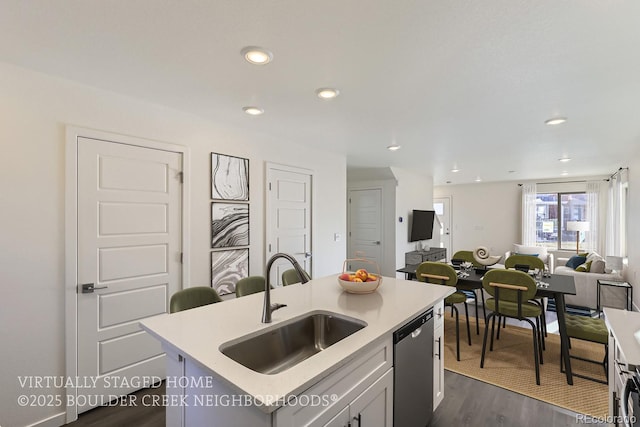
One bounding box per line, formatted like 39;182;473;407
304;252;312;258
374;241;381;245
81;283;108;293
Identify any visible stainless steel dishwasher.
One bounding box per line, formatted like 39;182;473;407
393;308;434;427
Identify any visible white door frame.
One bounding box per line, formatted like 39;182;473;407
64;126;190;422
434;196;452;259
265;162;314;278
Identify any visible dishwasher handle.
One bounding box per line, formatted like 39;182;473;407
394;309;433;344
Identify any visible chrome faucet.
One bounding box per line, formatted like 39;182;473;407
262;253;310;323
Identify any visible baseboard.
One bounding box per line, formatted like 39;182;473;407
25;411;66;427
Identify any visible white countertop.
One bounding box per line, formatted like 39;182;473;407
604;307;640;367
140;275;452;412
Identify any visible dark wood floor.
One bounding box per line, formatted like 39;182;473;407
66;384;165;427
66;372;601;426
431;372;603;427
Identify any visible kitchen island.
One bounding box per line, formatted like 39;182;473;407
141;275;453;427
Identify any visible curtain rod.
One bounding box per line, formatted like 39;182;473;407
517;179;603;187
609;167;629;180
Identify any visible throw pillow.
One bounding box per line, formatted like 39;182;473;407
591;258;606;274
586;252;602;263
576;263;588;272
513;244;548;262
566;255;587;269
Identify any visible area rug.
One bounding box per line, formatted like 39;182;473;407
442;315;608;418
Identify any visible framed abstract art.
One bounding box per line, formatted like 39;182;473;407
211;153;249;201
211;248;249;295
211;202;249;248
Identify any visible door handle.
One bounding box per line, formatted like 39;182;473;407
352;414;361;426
435;337;441;360
373;241;381;245
304;252;312;258
81;283;108;293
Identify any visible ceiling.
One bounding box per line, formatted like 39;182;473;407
1;1;639;184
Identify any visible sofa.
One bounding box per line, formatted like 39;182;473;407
553;253;623;309
504;244;555;273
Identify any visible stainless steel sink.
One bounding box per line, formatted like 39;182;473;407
220;311;367;374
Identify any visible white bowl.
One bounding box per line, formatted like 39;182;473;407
337;275;382;294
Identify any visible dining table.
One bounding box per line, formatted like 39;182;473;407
399;264;578;385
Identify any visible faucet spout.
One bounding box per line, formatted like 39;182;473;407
262;253;310;323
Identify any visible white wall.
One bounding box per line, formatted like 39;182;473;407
391;167;434;273
0;62;346;427
434;181;520;258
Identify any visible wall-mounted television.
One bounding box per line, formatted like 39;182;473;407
409;209;435;242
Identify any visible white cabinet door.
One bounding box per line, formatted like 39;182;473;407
433;300;445;409
322;406;350;427
350;369;393;427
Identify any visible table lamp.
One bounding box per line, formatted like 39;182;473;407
566;221;590;253
605;256;623;274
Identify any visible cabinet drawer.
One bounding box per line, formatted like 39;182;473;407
275;337;392;427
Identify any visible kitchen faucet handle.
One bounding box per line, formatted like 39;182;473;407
271;303;287;311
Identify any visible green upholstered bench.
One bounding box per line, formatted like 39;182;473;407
562;314;608;384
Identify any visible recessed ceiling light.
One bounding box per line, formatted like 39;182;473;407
474;177;482;182
315;88;340;99
241;46;273;65
243;106;264;116
559;157;572;163
561;171;569;176
545;117;567;126
387;144;401;151
451;168;460;173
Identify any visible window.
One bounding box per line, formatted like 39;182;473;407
535;192;587;250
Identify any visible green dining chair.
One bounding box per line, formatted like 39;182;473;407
416;261;471;361
451;250;482;268
169;287;222;313
505;254;545;272
235;276;266;297
452;250;487;334
282;268;311;286
505;254;548;346
480;269;544;385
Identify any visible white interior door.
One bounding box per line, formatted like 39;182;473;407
434;197;451;260
266;164;312;286
348;189;382;272
76;137;182;412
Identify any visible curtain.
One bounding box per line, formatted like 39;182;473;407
585;181;599;253
606;169;628;256
521;183;537;246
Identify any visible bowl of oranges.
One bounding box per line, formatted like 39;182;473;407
338;258;382;294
